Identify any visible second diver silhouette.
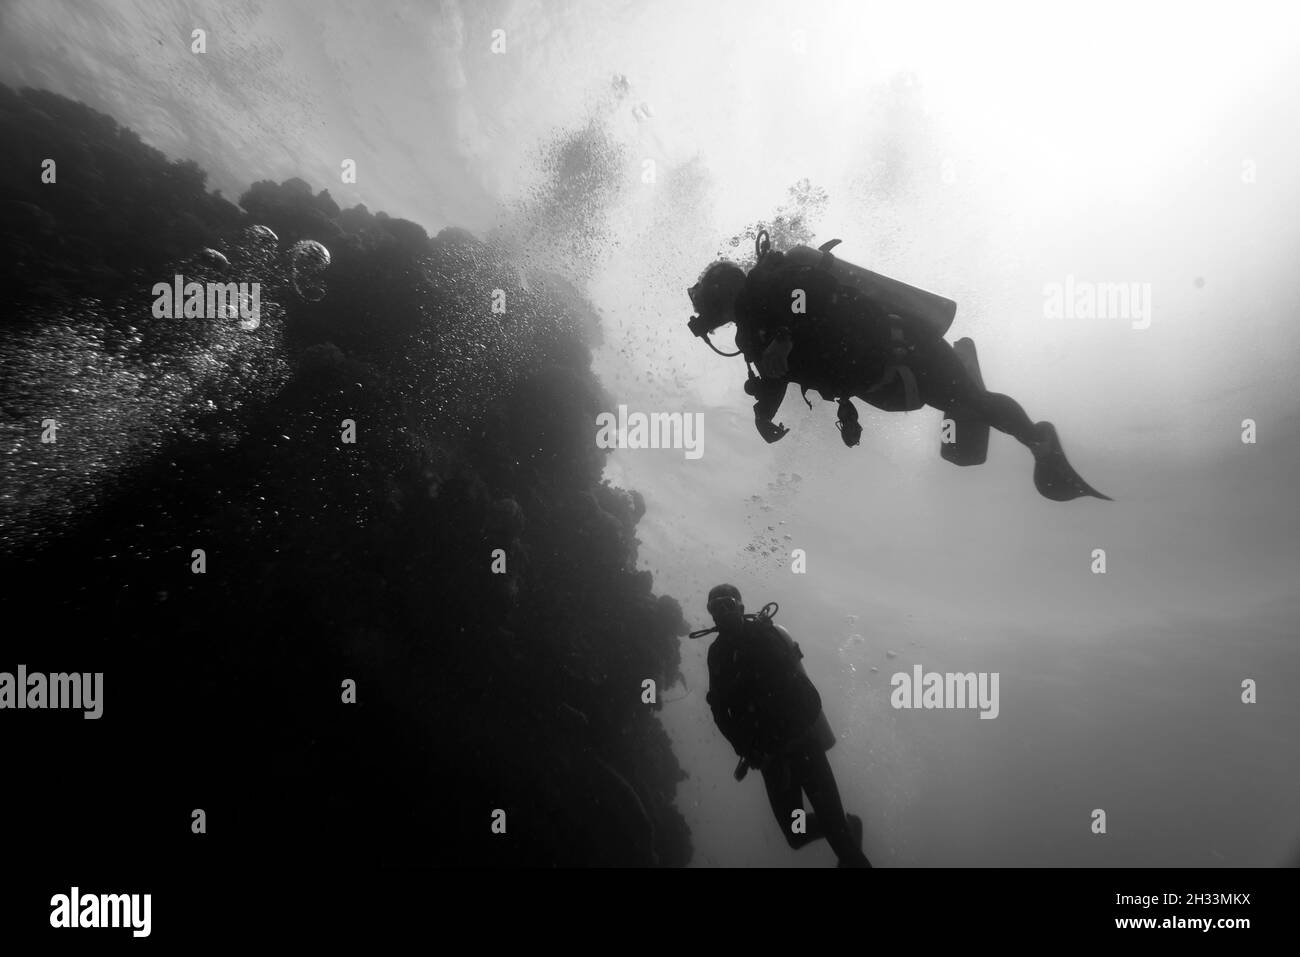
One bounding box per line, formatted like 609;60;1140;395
687;231;1111;502
693;584;872;867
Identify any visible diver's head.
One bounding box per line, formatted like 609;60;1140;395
687;261;746;337
707;583;745;631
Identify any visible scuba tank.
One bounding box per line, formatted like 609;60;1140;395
783;239;957;339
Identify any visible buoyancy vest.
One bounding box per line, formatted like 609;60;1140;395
740;242;950;408
706;614;824;758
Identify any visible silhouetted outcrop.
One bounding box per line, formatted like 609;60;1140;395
0;84;244;310
1;89;691;867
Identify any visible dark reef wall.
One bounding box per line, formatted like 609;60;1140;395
1;86;691;867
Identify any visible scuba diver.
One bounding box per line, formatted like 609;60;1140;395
686;231;1111;502
692;584;872;868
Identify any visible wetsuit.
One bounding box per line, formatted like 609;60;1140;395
735;252;1038;447
707;617;870;867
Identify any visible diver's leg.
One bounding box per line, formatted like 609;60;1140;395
799;747;871;867
910;335;1111;500
911;335;1037;446
761;756;823;850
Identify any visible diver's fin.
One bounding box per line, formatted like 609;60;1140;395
837;813;872;868
1031;422;1112;501
940;337;991;467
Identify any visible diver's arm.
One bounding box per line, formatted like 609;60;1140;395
756;266;837;381
757;327;793;378
746;375;789;443
707;688;753;758
706;647;754;758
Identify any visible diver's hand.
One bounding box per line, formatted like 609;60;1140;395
755;417;789;443
758;331;793;378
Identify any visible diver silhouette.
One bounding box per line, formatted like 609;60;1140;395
694;584;871;867
686;231;1110;502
